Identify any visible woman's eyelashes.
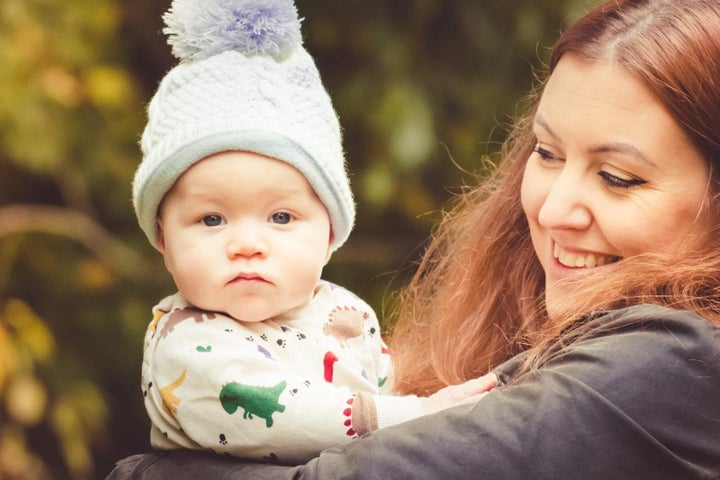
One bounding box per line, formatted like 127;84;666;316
533;144;561;162
598;171;647;189
534;143;647;189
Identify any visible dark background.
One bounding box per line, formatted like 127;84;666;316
0;0;596;478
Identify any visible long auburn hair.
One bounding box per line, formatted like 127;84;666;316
390;0;720;396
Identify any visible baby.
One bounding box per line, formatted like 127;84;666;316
133;0;494;464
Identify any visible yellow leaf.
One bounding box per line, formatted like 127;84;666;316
84;65;135;109
79;259;117;292
40;65;83;107
5;374;47;426
4;299;56;363
0;322;19;391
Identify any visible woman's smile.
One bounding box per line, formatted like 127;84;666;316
521;54;710;313
553;243;621;269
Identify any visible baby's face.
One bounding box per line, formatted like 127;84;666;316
157;151;332;322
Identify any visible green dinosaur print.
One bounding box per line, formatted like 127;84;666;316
219;380;287;428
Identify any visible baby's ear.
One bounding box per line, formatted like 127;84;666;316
324;231;335;264
155;222;166;253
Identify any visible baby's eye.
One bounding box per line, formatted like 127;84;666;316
202;214;224;227
271;212;292;225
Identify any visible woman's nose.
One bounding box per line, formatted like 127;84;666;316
537;171;592;231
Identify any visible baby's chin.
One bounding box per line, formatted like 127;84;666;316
218;307;272;323
222;303;310;324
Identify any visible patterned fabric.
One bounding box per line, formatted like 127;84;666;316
142;281;423;463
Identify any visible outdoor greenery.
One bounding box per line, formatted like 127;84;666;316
0;0;598;478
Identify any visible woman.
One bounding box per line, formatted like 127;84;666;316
108;0;720;478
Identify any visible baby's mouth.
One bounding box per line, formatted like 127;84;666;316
554;244;621;268
228;273;269;284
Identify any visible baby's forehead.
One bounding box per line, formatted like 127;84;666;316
175;151;313;190
162;154;320;210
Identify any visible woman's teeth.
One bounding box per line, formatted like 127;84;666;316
554;244;620;268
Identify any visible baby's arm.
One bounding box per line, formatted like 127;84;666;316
349;373;497;437
418;373;498;414
144;308;428;464
353;290;496;426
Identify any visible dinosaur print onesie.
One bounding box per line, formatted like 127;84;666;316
142;281;425;463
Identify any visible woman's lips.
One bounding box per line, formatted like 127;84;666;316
553;243;621;268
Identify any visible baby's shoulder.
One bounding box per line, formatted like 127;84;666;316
315;281;374;311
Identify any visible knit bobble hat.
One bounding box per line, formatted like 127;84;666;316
133;0;354;251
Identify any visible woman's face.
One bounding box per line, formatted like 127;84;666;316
521;54;711;314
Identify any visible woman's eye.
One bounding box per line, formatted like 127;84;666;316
202;214;224;227
533;144;561;162
271;212;292;225
598;171;647;189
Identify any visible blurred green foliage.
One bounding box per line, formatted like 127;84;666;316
0;0;598;477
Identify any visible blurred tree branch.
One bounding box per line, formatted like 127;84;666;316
0;204;146;281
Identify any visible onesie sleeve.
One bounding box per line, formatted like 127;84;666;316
309;283;425;435
142;293;423;464
129;305;720;479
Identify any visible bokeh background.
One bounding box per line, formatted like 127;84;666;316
0;0;598;478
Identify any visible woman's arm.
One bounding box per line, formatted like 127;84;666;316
110;305;720;479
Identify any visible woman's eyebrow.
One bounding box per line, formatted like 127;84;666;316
533;113;657;169
589;143;657;169
533;114;560;142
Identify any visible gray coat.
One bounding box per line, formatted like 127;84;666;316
107;304;720;479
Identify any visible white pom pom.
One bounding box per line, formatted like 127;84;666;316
163;0;303;62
